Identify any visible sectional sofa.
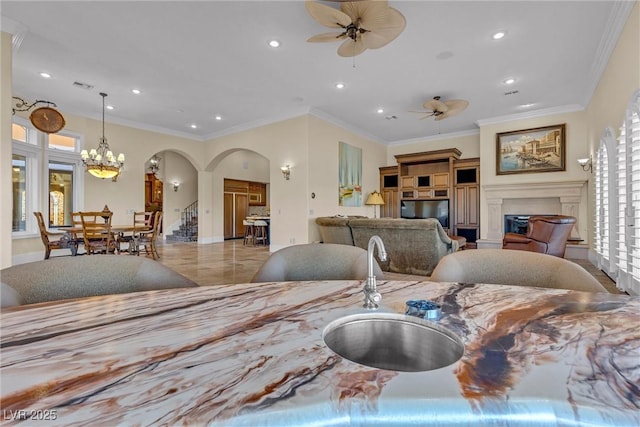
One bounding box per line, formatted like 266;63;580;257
315;217;458;276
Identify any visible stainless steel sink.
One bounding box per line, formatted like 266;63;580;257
323;312;464;372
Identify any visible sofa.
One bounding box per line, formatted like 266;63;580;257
1;256;198;307
315;217;458;276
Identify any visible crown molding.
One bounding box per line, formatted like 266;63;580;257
581;1;636;107
308;108;387;145
202;107;311;141
388;128;480;147
1;16;28;51
475;104;584;127
67;109;204;142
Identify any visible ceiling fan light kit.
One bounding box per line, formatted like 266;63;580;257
305;0;406;57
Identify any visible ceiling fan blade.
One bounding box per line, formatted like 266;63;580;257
423;98;448;113
358;7;406;49
306;1;352;29
307;32;346;43
341;1;388;27
337;38;367;57
443;99;470;114
408;110;435;119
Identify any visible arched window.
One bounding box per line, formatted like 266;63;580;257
594;129;613;275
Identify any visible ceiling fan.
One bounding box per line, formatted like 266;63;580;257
411;96;469;121
305;1;406;57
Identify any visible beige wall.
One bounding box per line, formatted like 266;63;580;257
205;116;309;248
204;114;385;249
307;115;387;243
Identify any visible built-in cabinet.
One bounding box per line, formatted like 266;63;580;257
378;149;479;243
248;182;267;206
379;166;399;218
453;158;480;248
224;179;266;239
145;173;163;211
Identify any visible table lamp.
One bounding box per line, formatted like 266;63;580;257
365;191;385;218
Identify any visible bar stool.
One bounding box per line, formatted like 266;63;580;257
243;220;255;246
253;220;269;246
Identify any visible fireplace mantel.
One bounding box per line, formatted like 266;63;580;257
480;180;587;247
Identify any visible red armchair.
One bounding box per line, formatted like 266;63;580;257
502;215;576;258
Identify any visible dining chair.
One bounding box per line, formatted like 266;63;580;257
80;211;117;255
69;211;86;253
117;211;154;254
33;212;77;259
138;211;163;260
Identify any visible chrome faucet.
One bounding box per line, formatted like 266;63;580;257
364;235;387;309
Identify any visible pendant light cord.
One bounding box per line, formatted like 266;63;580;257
99;92;107;139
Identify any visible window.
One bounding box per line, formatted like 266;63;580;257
594;133;612;274
11;117;83;237
597;90;640;295
12;154;27;232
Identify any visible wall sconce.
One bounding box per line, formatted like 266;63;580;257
577;155;592;173
173;181;180;192
281;165;291;180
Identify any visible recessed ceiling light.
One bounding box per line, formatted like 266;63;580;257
377;108;384;114
519;103;535;108
268;40;280;48
215;115;222;121
336;83;345;89
131;89;141;94
106;105;114;110
39;72;51;78
492;31;506;40
504;78;516;85
190;124;197;129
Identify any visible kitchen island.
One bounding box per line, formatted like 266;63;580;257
1;280;638;426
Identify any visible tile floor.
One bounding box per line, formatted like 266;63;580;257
155;239;621;294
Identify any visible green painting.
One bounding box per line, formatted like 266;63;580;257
338;141;362;206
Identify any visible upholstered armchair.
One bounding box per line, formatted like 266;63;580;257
502;215;576;258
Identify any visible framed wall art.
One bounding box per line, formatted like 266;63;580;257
338;141;362;206
496;124;566;175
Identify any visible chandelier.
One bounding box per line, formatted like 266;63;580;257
148;154;160;174
80;92;125;180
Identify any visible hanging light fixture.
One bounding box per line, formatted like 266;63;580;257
148;154;160;175
80;92;125;180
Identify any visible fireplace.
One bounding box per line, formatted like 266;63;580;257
481;181;587;246
504;214;555;235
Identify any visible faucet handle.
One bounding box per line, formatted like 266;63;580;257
363;291;381;309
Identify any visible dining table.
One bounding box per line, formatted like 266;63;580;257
62;225;152;254
1;279;638;426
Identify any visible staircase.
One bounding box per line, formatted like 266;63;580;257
165;201;198;242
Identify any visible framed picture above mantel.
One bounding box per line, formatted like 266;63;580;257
496;124;566;175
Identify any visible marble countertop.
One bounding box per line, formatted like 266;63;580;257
1;280;638;426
